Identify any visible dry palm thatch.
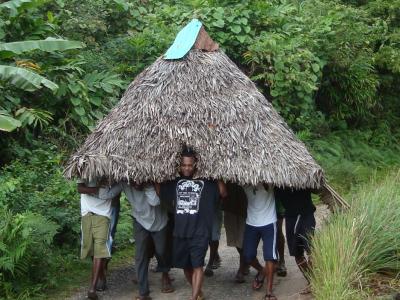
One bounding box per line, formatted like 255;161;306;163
64;25;325;189
65;52;324;188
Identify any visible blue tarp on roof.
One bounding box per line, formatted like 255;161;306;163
164;19;202;60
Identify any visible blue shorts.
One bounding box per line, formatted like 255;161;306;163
243;222;278;262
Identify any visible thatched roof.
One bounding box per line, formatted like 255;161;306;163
64;23;325;189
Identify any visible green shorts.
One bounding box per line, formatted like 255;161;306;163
81;213;111;259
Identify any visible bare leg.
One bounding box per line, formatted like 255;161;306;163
184;268;193;285
104;257;110;272
184;268;202;300
205;240;219;276
207;240;219;268
249;257;265;290
90;256;95;283
295;256;311;281
276;218;287;277
296;255;312;295
161;271;174;293
249;257;264;273
162;271;172;284
277;218;285;265
89;257;104;296
191;267;204;300
264;261;275;295
236;247;248;274
233;247;249;283
98;259;107;289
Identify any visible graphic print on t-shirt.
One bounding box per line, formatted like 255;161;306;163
176;179;204;215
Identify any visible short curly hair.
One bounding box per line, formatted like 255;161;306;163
181;146;197;160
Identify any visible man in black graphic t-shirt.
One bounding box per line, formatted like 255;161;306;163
159;149;227;300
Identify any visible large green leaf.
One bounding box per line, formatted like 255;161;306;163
15;107;53;129
0;38;84;58
0;65;58;91
0;0;34;17
0;113;21;132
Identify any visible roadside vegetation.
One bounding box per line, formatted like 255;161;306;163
310;170;400;299
0;0;399;298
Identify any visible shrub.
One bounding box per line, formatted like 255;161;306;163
310;170;400;299
306;129;400;193
0;208;59;299
0;143;81;246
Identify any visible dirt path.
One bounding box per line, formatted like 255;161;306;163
66;205;329;300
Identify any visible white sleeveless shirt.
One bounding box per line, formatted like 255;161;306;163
244;184;277;227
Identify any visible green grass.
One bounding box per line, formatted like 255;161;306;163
38;245;135;300
310;169;400;299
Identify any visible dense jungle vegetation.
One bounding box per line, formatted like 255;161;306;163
0;0;399;298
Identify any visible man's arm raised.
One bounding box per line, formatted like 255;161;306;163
77;183;98;194
217;180;228;200
154;182;161;197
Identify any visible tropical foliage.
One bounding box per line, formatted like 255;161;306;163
0;2;84;131
0;0;399;298
0;208;59;299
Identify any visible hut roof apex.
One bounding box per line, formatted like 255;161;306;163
164;19;218;60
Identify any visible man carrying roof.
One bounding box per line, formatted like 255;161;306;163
204;200;223;277
125;183;174;300
93;181;174;300
275;198;287;277
158;148;227;300
274;187;316;294
77;179;121;300
243;183;278;300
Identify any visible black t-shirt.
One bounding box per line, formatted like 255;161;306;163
274;187;316;217
160;177;219;238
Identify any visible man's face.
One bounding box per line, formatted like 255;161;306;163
180;156;195;178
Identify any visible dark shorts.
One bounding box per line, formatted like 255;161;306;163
243;222;278;263
285;213;316;257
172;236;209;269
